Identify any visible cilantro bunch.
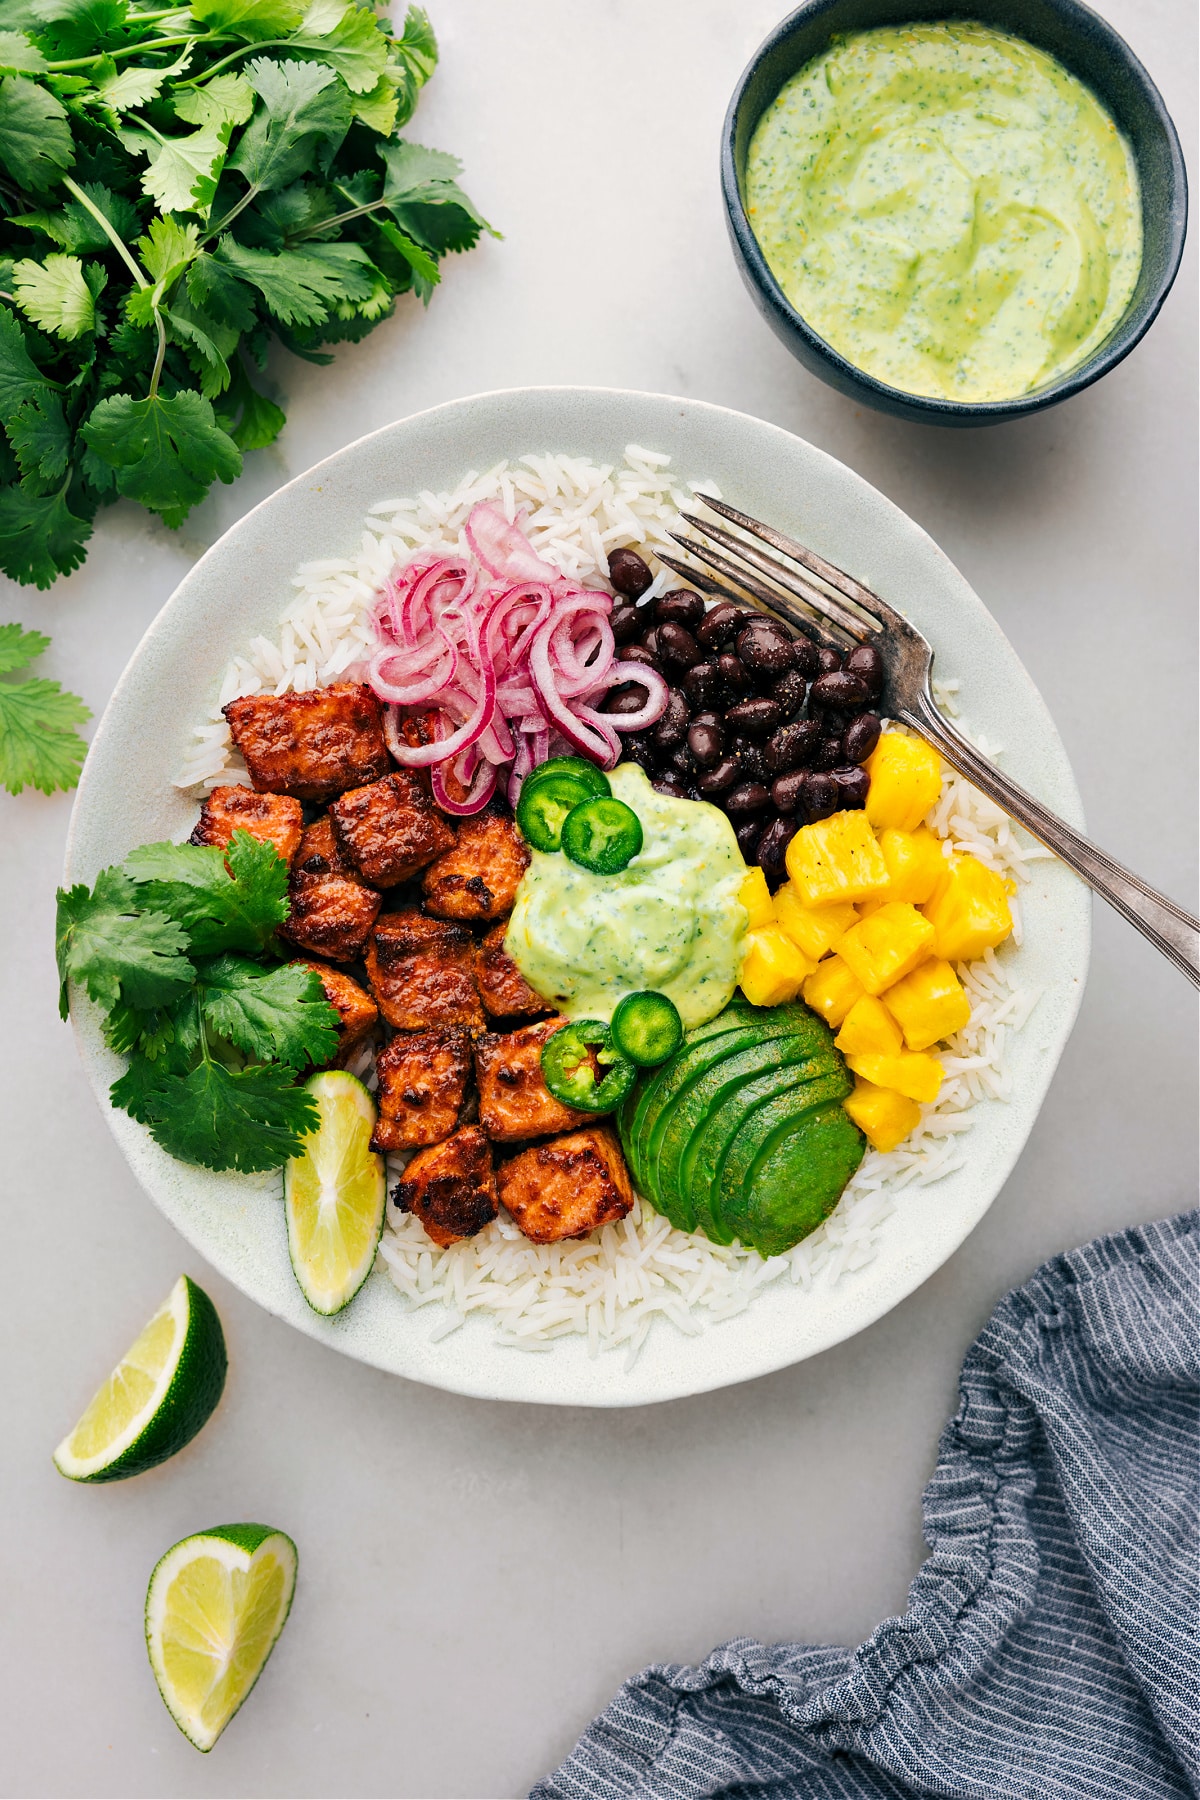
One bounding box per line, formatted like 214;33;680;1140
0;1;490;588
56;829;344;1171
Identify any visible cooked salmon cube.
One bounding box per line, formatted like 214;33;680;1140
497;1124;634;1243
475;920;551;1020
474;1018;592;1142
364;910;484;1032
223;682;391;802
372;1027;472;1151
422;809;530;921
391;1125;498;1248
292;960;378;1067
329;771;455;887
280;818;382;963
190;784;304;867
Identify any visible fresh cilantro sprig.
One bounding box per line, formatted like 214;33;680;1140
56;829;341;1172
0;622;90;792
0;4;493;586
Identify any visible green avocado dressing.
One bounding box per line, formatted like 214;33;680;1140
745;21;1142;402
505;763;748;1030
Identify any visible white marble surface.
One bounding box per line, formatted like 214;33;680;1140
2;3;1195;1795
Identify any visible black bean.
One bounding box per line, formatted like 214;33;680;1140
691;709;722;728
619;643;662;676
733;817;764;860
843;712;881;765
789;636;821;678
817;646;843;675
766;719;821;774
696;602;750;648
725;780;771;816
667;743;696;777
725;696;784;739
640;624;661;658
830;765;870;809
736;621;793;676
651;689;689;750
811;668;872;710
608;547;653;599
652;776;689;799
845;642;884;698
771;769;809;815
772;669;809;715
734;741;768;782
600;681;651;716
683;660;722;709
610;602;645;646
812;736;844;770
620;734;658;773
697;756;739;796
804;771;838;822
687;720;724;769
757;815;796;883
654;588;705;629
717;652;751;695
657;621;702;672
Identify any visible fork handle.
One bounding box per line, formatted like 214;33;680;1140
899;693;1200;989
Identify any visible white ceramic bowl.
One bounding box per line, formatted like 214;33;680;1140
66;387;1089;1406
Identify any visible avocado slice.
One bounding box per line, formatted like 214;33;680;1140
708;1065;853;1245
723;1102;866;1256
687;1060;827;1244
620;1006;751;1208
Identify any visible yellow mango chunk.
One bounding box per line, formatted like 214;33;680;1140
835;995;904;1059
774;883;858;961
837;902;937;996
847;1049;943;1104
844;1078;922;1153
921;854;1013;963
883;958;972;1051
738;866;776;931
865;734;944;832
801;954;864;1027
878;826;949;905
740;925;815;1007
785;810;890;907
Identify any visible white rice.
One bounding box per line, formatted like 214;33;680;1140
175;449;1048;1365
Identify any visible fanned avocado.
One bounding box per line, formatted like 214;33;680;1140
622;1003;754;1200
720;1102;866;1256
687;1061;831;1244
703;1066;855;1245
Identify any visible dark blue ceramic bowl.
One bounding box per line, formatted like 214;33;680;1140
721;0;1188;425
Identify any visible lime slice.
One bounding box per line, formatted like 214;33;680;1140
145;1523;297;1752
284;1070;386;1315
53;1274;226;1483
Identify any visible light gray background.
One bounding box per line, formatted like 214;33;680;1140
3;2;1195;1795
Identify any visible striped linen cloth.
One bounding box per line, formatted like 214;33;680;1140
535;1211;1198;1800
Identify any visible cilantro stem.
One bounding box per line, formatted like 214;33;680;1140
48;32;208;71
148;312;169;400
176;37;291;84
61;177;150;289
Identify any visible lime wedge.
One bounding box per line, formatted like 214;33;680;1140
146;1524;297;1752
284;1070;386;1315
53;1274;226;1483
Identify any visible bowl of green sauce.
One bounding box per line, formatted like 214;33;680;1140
721;0;1187;424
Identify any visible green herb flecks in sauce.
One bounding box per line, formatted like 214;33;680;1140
745;22;1142;402
505;763;748;1030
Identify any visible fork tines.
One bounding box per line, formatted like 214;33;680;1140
663;494;887;650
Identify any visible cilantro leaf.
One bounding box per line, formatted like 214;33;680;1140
0;74;73;193
227;57;350;192
190;0;303;40
0;479;93;587
55;866;192;1017
7;394;70;486
0;28;46;72
0;304;57;413
81;389;241;526
112;1053;318;1171
172;71;253;129
123;118;232;218
285;3;389;95
214;234;377;324
194;953;339;1067
390;3;436;129
12;253;95;339
123;828;290;954
213;353;285;448
11;183;142;255
0;621;49;672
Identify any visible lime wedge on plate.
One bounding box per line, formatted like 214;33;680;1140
284;1070;386;1315
53;1274;226;1482
146;1524;297;1752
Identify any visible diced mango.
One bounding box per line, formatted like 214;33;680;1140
835;995;903;1059
865;733;943;832
740;925;815;1007
801;955;864;1027
878;826;949;905
921;854;1013;963
738;866;776;931
844;1078;922;1153
883;958;971;1051
784;810;890;907
846;1049;943;1104
774;883;858;961
837;902;937;996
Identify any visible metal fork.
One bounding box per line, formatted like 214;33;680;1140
659;496;1200;988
